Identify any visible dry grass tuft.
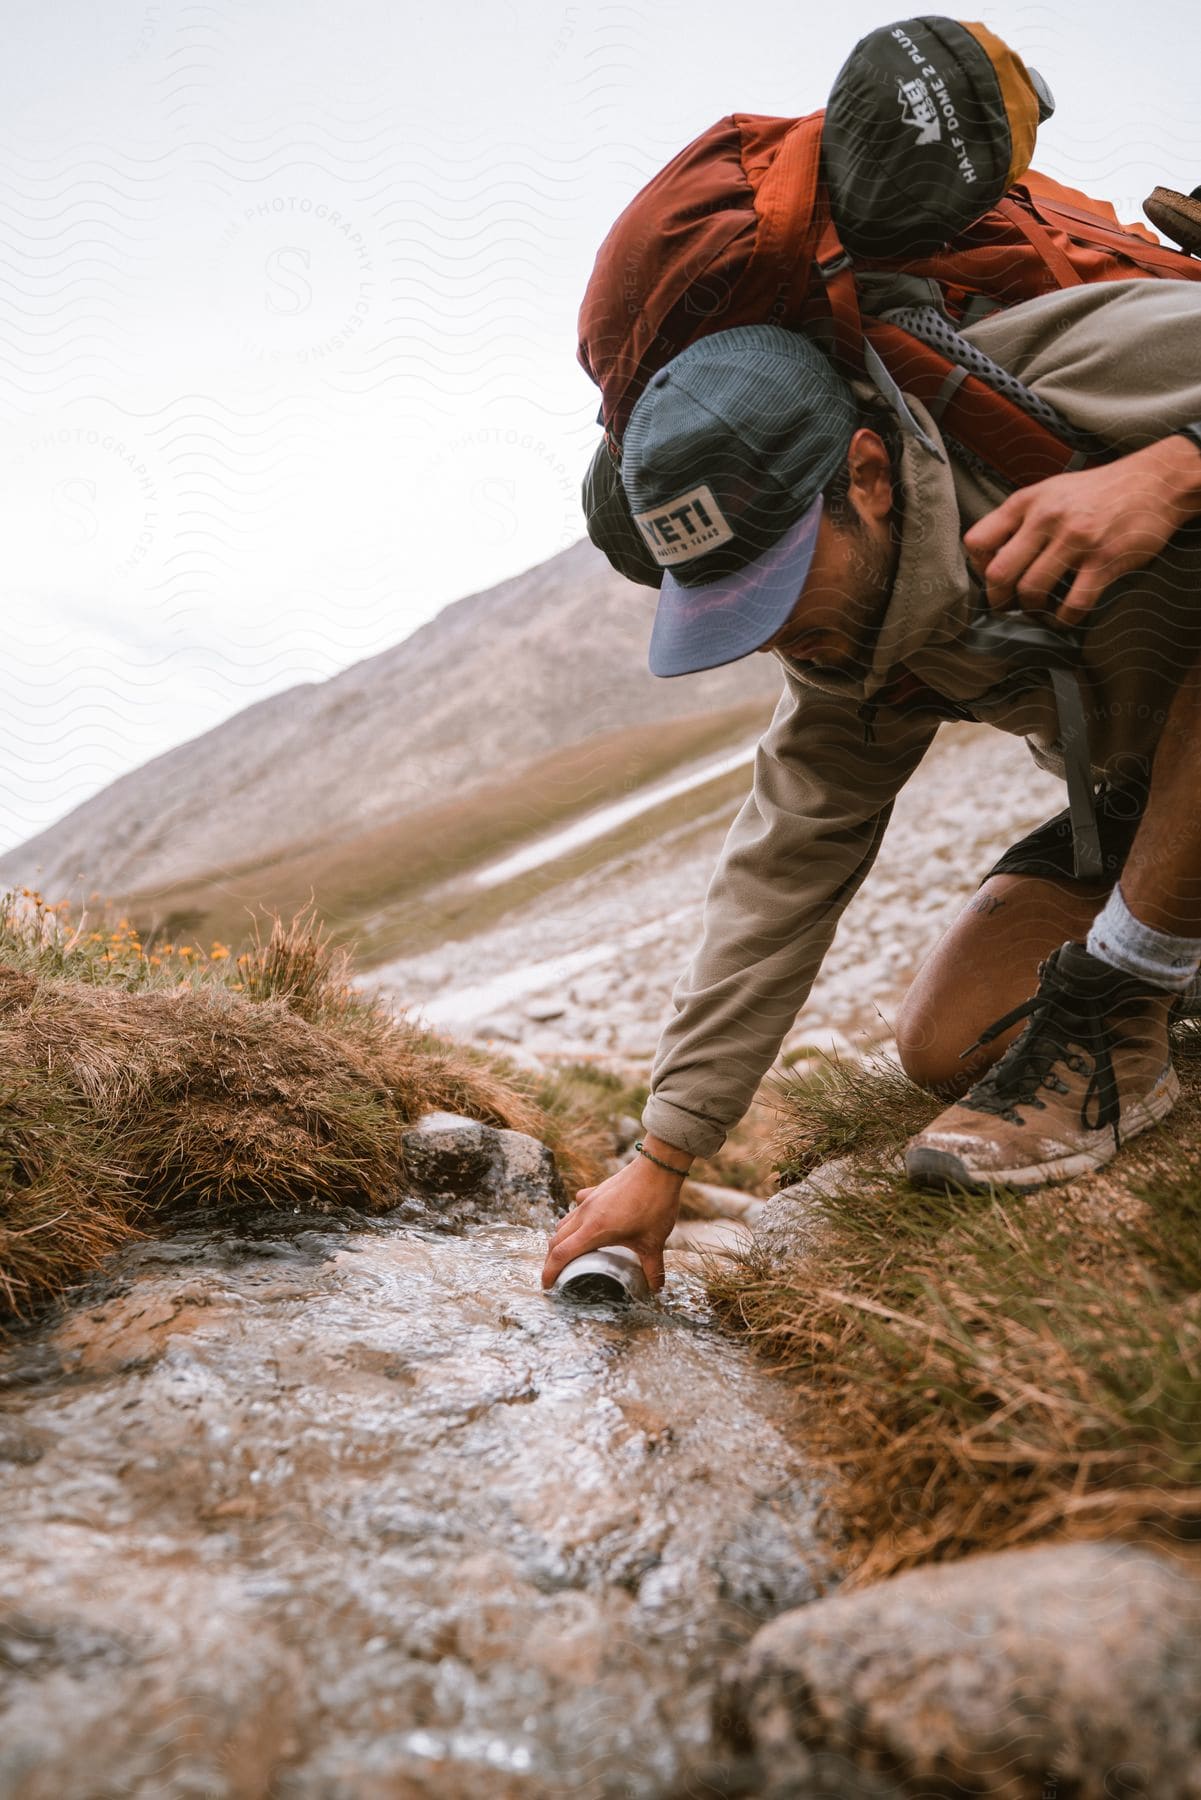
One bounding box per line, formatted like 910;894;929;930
0;891;610;1333
707;1030;1201;1585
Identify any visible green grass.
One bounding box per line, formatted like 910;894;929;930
766;1050;941;1184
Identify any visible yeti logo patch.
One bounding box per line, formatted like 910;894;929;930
633;484;735;566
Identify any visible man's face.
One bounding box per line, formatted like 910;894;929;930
756;501;897;673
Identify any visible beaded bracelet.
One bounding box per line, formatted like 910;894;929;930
633;1138;690;1177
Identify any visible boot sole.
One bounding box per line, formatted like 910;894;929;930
904;1065;1181;1194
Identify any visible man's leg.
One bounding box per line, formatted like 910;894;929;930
1103;654;1201;941
901;672;1201;1190
895;872;1111;1094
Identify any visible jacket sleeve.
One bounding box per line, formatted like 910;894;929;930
963;279;1201;451
642;670;939;1158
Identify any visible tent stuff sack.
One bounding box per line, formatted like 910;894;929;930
822;16;1053;259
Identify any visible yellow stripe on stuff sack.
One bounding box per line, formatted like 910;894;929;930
960;19;1041;191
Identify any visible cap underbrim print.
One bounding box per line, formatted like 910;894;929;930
648;496;824;678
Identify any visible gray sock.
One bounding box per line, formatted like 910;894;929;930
1086;883;1201;993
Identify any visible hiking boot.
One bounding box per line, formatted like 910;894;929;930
1143;185;1201;256
904;941;1178;1192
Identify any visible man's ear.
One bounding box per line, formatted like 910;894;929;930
846;428;894;523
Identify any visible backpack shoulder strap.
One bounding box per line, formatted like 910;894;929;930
862;316;1101;487
1004;178;1201;284
993;196;1085;290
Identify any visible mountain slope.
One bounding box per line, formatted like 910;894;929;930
120;700;772;960
1;538;779;902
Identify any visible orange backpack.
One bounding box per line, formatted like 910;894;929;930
578;109;1201;489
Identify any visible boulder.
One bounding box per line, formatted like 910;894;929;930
397;1111;568;1232
679;1178;766;1225
750;1175;843;1269
524;996;565;1022
702;1541;1201;1800
751;1154;905;1267
491;1125;569;1217
401;1110;494;1192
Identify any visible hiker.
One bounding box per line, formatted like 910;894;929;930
541;277;1201;1293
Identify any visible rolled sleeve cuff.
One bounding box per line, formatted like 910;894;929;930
641;1094;728;1160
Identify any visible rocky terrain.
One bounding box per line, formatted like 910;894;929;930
369;721;1064;1080
7;1111;1201;1800
693;1540;1201;1799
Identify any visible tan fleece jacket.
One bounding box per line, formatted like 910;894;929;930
643;278;1201;1158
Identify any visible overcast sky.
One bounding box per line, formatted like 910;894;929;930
1;0;1198;854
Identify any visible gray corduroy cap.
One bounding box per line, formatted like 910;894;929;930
618;326;858;676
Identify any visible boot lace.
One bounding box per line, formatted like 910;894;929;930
959;960;1122;1135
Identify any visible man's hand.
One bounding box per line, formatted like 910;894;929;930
964;434;1201;626
540;1138;693;1295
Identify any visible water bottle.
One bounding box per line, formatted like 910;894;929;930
549;1245;654;1307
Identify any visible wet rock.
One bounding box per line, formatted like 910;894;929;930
402;1111;495;1193
712;1484;828;1624
709;1541;1201;1800
398;1112;568;1233
671;1747;904;1799
0;1575;304;1800
0;1424;45;1465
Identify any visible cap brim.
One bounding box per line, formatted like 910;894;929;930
647;497;824;677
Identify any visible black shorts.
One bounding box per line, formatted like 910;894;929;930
982;782;1147;887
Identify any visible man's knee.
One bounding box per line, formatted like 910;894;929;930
894;992;971;1093
894;873;1107;1092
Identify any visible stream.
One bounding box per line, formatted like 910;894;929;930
0;1204;831;1799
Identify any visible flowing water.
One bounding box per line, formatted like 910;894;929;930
0;1206;831;1799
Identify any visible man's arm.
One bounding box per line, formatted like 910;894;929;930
961;280;1201;619
644;671;939;1158
965;430;1201;622
540;673;937;1292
